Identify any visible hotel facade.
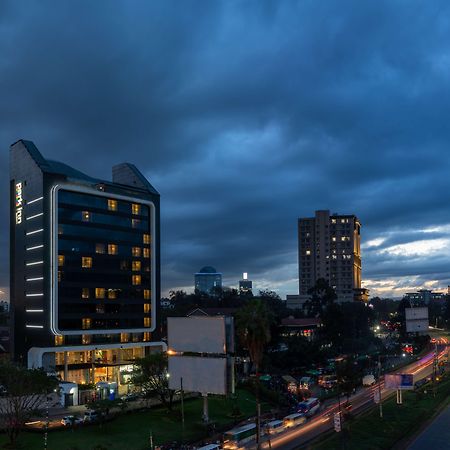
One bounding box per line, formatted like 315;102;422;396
10;140;164;394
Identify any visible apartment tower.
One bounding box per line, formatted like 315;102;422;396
298;210;365;303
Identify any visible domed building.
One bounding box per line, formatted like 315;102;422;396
194;266;222;296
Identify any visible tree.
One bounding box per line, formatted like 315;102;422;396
131;352;175;410
305;278;337;317
85;398;125;427
236;299;274;449
0;361;59;447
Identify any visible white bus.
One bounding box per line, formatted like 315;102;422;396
265;419;284;435
223;423;256;449
297;397;320;417
283;413;306;428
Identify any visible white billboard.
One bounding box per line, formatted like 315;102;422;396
168;316;227;354
405;307;429;333
168;356;227;395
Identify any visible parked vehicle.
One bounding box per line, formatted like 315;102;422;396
297;397;320;417
299;376;314;390
265;420;284;435
61;416;83;426
283;413;306;428
197;444;221;450
282;375;298;394
223;423;256;449
362;374;376;386
319;375;337;389
83;410;99;422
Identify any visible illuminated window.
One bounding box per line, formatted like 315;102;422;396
58;255;65;267
82;211;91;222
108;289;117;299
132;261;141;271
143;234;150;244
144;317;150;327
331;218;337;224
108;199;117;211
82;257;92;268
82;288;90;299
82;318;92;330
143;332;151;342
131;219;140;228
108;244;118;255
120;333;130;343
305;250;311;256
332;237;336;242
95;288;105;299
58;271;62;282
132;275;141;286
144;303;150;314
143;248;150;258
55;335;64;346
132;203;140;215
82;334;92;344
132;247;141;257
96;243;105;254
144;289;150;300
96;304;105;314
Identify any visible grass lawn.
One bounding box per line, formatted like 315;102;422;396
0;389;262;450
313;376;450;450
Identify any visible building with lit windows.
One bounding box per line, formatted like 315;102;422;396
194;266;222;296
239;272;253;295
10;140;163;397
298;210;363;303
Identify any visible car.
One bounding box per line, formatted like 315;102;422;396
83;410;99;422
61;416;83;426
362;374;376;386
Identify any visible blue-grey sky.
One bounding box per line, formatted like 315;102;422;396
1;0;450;301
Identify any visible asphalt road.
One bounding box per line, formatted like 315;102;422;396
250;341;449;450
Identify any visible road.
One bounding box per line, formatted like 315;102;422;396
251;339;449;450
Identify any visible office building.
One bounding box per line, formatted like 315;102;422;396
194;266;222;296
10;140;163;392
298;210;363;303
405;289;445;306
239;272;253;294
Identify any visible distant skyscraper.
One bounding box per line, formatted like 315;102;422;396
298;210;364;303
195;266;222;296
239;272;253;294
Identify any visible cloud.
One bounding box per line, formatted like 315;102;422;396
1;1;450;300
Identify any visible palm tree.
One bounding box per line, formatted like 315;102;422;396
236;299;274;449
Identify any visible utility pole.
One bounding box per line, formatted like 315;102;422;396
378;355;383;419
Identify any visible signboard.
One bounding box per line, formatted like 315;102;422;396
334;413;341;432
374;390;380;404
168;316;230;354
15;182;23;224
405;307;429;333
385;373;414;390
168;355;227;395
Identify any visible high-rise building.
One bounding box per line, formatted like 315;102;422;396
298;210;363;303
10;140;163;389
194;266;222;296
239;272;253;294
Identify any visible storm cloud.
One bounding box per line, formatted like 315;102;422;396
1;0;450;300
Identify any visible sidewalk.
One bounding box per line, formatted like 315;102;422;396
407;404;450;449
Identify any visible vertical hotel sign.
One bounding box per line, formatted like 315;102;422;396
15;182;23;225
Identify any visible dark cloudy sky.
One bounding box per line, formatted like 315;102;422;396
1;0;450;301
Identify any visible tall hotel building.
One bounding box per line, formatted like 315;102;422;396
298;210;367;303
10;140;163;389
